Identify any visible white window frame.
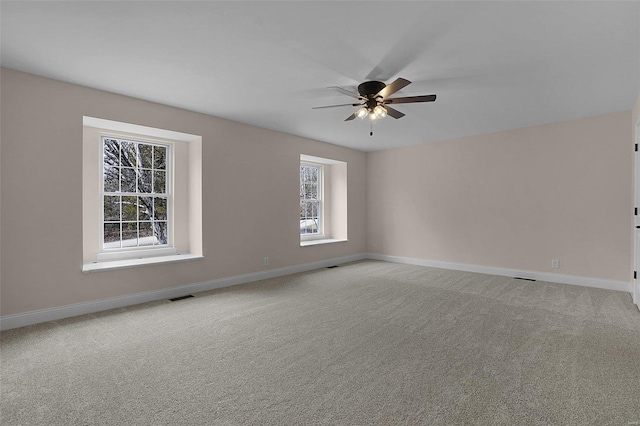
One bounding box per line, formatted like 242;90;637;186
97;134;176;262
300;161;324;241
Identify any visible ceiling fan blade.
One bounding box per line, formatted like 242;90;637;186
345;113;357;121
376;77;411;99
385;94;437;104
385;106;405;119
312;103;360;109
329;86;364;100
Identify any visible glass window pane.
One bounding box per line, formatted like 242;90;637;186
300;165;319;200
122;223;138;247
104;166;119;192
138;169;152;194
300;219;316;234
121;168;136;193
304;183;317;199
139;144;153;169
104;223;121;249
300;201;318;234
139;222;154;247
154;146;167;170
154;171;166;194
304;202;311;217
139;197;152;220
154;197;167;220
301;165;318;184
121;140;137;167
104;196;120;221
122;196;137;221
154;222;168;245
103;139;120;166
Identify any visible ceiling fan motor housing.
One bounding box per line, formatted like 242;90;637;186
358;81;386;98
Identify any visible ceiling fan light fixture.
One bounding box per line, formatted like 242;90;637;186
356;107;368;119
374;105;387;118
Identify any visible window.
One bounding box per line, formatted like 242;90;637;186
101;136;172;253
83;116;203;271
300;162;323;238
299;154;348;246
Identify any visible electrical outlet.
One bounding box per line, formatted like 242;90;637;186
551;259;559;269
263;256;269;266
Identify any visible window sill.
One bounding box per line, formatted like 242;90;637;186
300;238;348;247
82;253;203;272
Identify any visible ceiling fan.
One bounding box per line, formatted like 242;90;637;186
313;78;436;123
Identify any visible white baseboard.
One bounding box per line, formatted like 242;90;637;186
0;254;366;331
1;252;632;331
367;253;632;294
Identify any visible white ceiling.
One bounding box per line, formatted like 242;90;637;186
2;1;639;151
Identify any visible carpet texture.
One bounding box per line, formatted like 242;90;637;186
1;260;639;425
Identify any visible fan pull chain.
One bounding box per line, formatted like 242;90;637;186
370;122;373;137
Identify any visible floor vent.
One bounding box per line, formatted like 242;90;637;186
514;277;536;282
326;265;339;269
169;295;194;302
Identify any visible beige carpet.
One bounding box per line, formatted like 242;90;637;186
1;260;639;425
